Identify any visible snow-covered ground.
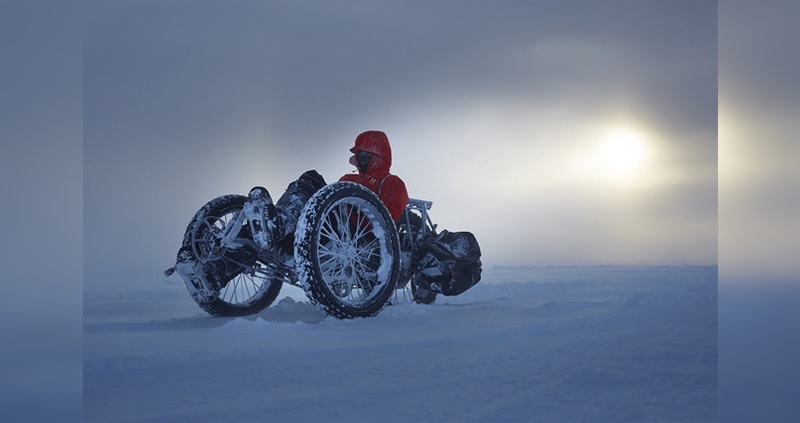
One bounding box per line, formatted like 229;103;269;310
84;266;717;422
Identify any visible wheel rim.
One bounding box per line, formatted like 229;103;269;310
315;197;394;307
191;209;279;307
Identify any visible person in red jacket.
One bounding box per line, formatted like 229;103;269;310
250;131;408;257
339;130;409;221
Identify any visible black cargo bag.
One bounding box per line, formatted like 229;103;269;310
417;230;482;296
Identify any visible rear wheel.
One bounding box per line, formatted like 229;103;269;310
396;211;433;285
396;211;437;304
181;195;283;316
294;182;400;319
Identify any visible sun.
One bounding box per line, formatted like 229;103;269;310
566;123;656;188
600;128;648;175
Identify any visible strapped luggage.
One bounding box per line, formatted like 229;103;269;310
416;230;482;296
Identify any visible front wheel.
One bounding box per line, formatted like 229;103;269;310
181;194;283;316
294;182;400;319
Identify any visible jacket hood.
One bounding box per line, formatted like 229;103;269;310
349;130;392;174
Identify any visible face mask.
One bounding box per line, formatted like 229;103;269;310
357;151;372;173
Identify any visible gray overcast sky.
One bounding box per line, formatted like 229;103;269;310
84;1;718;276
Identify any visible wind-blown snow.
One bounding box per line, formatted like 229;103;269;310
84;266;716;422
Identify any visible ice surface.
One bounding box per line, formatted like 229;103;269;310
84;266;717;422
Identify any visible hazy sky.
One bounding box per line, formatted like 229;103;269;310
718;0;800;281
84;1;718;275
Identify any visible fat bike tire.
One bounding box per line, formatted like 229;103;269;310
181;194;282;316
294;182;400;319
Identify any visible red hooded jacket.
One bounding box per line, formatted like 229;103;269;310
339;131;409;221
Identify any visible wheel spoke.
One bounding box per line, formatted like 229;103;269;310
335;203;351;244
353;209;369;241
320;215;342;244
242;274;254;299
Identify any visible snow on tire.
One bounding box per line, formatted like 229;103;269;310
294;182;400;319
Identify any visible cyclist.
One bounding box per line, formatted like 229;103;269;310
339;130;409;221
